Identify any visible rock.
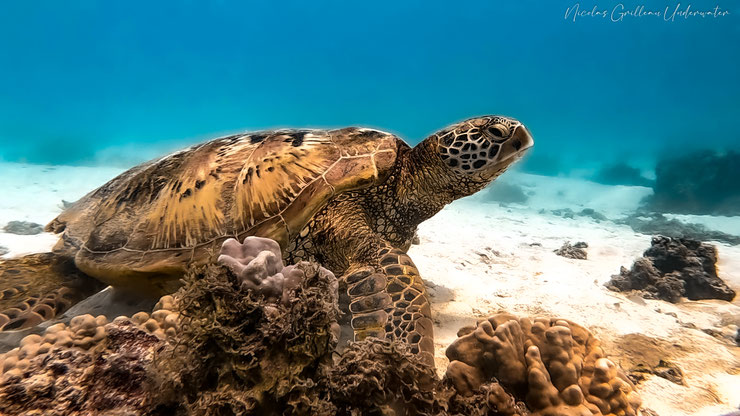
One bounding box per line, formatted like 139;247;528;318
0;246;8;256
629;360;685;385
619;211;740;246
607;236;736;302
411;232;420;245
3;221;44;235
551;208;575;219
643;150;740;216
579;208;608;222
554;242;588;260
593;162;653;187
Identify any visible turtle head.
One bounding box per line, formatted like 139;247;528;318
431;115;533;193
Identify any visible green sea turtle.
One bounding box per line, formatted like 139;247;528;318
0;115;533;364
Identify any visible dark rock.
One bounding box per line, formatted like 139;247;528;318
484;182;529;204
551;208;575;219
643;150;740;216
619;212;740;246
607;236;736;303
629;360;685;385
593;162;653;187
3;221;44;235
0;246;7;256
554;242;588;260
411;232;420;246
579;208;608;222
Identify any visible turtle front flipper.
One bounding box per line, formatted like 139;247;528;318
345;245;435;365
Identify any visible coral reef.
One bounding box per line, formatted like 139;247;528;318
484;181;530;204
619;212;740;246
2;221;43;235
643;150;740;216
607;236;736;302
592;162;652;187
149;237;340;415
445;313;642;416
0;296;178;415
0;237;645;415
554;242;589;260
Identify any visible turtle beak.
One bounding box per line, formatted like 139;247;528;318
497;125;534;163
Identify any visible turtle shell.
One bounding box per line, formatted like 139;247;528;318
50;128;400;293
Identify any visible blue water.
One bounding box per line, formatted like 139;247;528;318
0;0;738;171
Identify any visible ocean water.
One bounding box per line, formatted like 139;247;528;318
1;0;738;173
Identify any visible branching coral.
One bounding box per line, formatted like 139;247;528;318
445;314;642;416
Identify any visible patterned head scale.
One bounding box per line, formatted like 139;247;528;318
435;115;533;176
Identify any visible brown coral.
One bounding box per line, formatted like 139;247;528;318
0;291;180;414
445;314;641;416
0;236;645;416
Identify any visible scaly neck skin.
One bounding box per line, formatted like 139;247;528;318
369;138;488;248
393;139;458;224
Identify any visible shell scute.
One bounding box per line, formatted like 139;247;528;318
50;128;400;287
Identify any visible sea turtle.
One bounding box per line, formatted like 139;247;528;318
0;115;533;364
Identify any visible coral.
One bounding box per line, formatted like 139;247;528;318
2;221;43;235
0;300;177;415
643;150;740;216
607;236;736;302
554;242;588;260
148;237;340;415
618;212;740;246
0;237;647;416
592;163;652;187
445;314;641;416
217;236;310;306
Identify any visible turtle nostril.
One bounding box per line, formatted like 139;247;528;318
512;139;522;151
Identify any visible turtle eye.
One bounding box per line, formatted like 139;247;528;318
486;124;508;139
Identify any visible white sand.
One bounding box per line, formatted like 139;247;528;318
1;163;738;415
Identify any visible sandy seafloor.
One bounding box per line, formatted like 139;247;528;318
0;162;738;416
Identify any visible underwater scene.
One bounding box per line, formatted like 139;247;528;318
0;1;738;415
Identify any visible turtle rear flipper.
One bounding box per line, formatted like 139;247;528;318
0;253;106;331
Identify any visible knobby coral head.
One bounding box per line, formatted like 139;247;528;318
445;313;642;416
